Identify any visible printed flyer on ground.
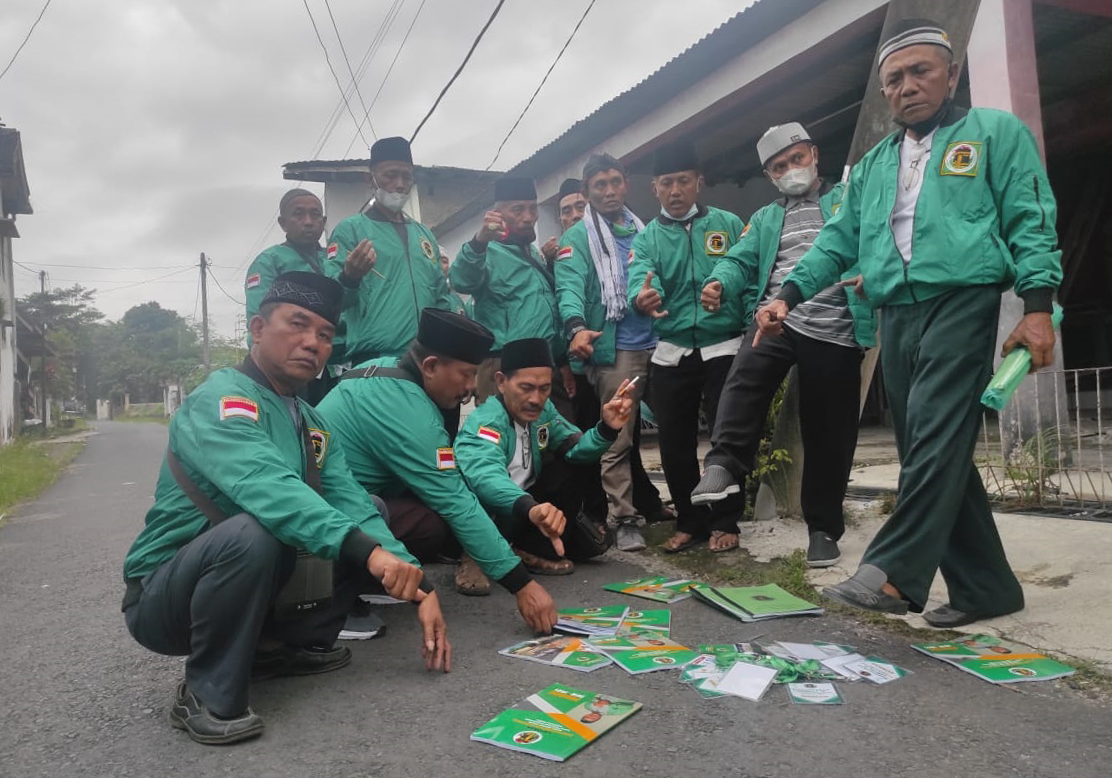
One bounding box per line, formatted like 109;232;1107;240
470;684;642;762
911;635;1075;684
499;635;613;673
589;636;700;675
616;609;671;637
555;605;629;636
603;576;695;603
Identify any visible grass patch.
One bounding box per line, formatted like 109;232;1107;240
0;439;84;518
112;415;169;426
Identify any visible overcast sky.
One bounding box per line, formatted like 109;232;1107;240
1;0;747;338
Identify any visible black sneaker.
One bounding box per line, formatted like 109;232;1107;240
690;465;740;506
338;600;386;640
169;683;264;745
806;532;841;568
253;644;352;680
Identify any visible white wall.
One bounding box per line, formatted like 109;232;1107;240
0;234;16;446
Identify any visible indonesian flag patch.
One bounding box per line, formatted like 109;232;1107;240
220;396;259;422
327;243;339;259
477;426;502;445
246;273;261;289
556;246;574;261
436;447;456;470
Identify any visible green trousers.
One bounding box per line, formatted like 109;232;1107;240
865;285;1024;615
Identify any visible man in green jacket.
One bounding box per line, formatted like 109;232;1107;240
439;247;471;318
317;309;560;633
753;21;1061;627
456;338;632;575
244;189;375;403
627;139;747;554
694;123;876;565
122;272;448;746
327;136;451;366
450;176;568;406
556;154;656;552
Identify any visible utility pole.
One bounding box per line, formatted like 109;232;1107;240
38;270;47;434
199;252;210;373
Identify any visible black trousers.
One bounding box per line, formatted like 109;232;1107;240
123;514;368;718
653;351;742;535
509;456;606;562
706;327;862;539
573;373;663;521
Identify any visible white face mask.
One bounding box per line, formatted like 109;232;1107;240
773;160;818;196
374;188;410;213
662;202;699;221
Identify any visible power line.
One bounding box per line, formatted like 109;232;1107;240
207;265;245;307
486;0;597;171
343;0;428;158
12;259;40;275
94;265;196;294
13;260;204;271
302;0;369;150
0;0;53;85
322;0;377;141
410;0;507;144
190;270;202;323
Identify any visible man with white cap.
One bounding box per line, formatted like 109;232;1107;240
695;123;875;563
750;19;1061;627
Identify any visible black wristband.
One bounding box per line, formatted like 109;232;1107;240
341;528;381;569
468;238;488;255
595;421;619;442
776;281;804;310
497;562;534;594
512;494;539;524
1018;288;1054;316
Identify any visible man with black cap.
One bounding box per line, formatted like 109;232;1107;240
751;20;1061;627
694;124;876;563
327;136;451;367
556;153;656;552
537;178;586;271
627;139;747;554
455;338;632;574
122;272;449;746
450;175;568;407
317;309;560;633
244;189;376;402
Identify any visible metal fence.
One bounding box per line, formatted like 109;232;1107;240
979;366;1110;516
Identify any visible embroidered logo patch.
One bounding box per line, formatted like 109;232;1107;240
327;243;339;259
940;141;982;177
556;246;574;261
436;447;456;469
420;237;435;260
246;273;261;289
537;424;549;450
704;231;728;256
219;396;258;422
831;202;842;215
477;426;502;445
308;428;329;466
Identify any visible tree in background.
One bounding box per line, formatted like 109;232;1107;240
16;285;104;410
93;302;202;403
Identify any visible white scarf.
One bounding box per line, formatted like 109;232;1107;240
583;203;644;322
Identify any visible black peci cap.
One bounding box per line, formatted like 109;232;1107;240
500;338;554;373
369;136;413;166
416;308;495;365
261;271;344;326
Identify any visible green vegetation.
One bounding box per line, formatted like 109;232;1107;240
0;439;84;518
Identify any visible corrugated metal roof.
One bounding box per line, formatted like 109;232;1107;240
0;127;32;216
507;0;824;179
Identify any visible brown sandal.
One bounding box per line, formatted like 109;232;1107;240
661;532;707;554
515;548;574;576
454;554;492;596
709;530;740;553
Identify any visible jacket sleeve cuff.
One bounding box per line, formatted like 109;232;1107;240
1019;288;1054;316
467;238;488;256
418;576;435;594
594;421;619;442
338;271;361;289
776;281;804;310
565;316;587;339
497;562;534;594
340;528;381;569
512;494;539;524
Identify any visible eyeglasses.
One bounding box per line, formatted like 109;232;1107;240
902;142;931;192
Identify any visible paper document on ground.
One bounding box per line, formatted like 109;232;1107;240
470;683;641;762
822;653;869;681
788;682;845;705
499;635;612;672
910;635;1075;684
589;636;699;675
616;609;671;637
555;605;629;636
716;661;778;701
843;657;911;684
603;576;694;603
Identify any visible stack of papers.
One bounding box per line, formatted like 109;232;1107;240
911;635;1075;684
603;576;694;603
555;605;629;637
471;683;641;762
616;609;671;637
499;635;612;673
820;653;911;684
588;636;700;675
691;583;824;622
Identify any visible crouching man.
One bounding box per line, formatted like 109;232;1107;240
455;338;632;574
121;272;448;746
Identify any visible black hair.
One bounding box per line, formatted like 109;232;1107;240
582;153;626;186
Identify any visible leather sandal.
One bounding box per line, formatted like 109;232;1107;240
515;548;574;575
661;532;707;554
709;530;740;553
454;554;491;596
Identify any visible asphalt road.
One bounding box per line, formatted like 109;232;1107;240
1;421;1109;778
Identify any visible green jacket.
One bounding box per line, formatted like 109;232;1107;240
784;107;1061;311
447;289;472;318
450;240;566;361
455;395;616;526
316;357;531;591
627;205;747;348
554;219;625;366
123;359;418;581
707;182;877;348
243;242;359;357
328;208;450;364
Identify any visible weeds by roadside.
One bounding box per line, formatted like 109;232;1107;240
0;439;85;519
